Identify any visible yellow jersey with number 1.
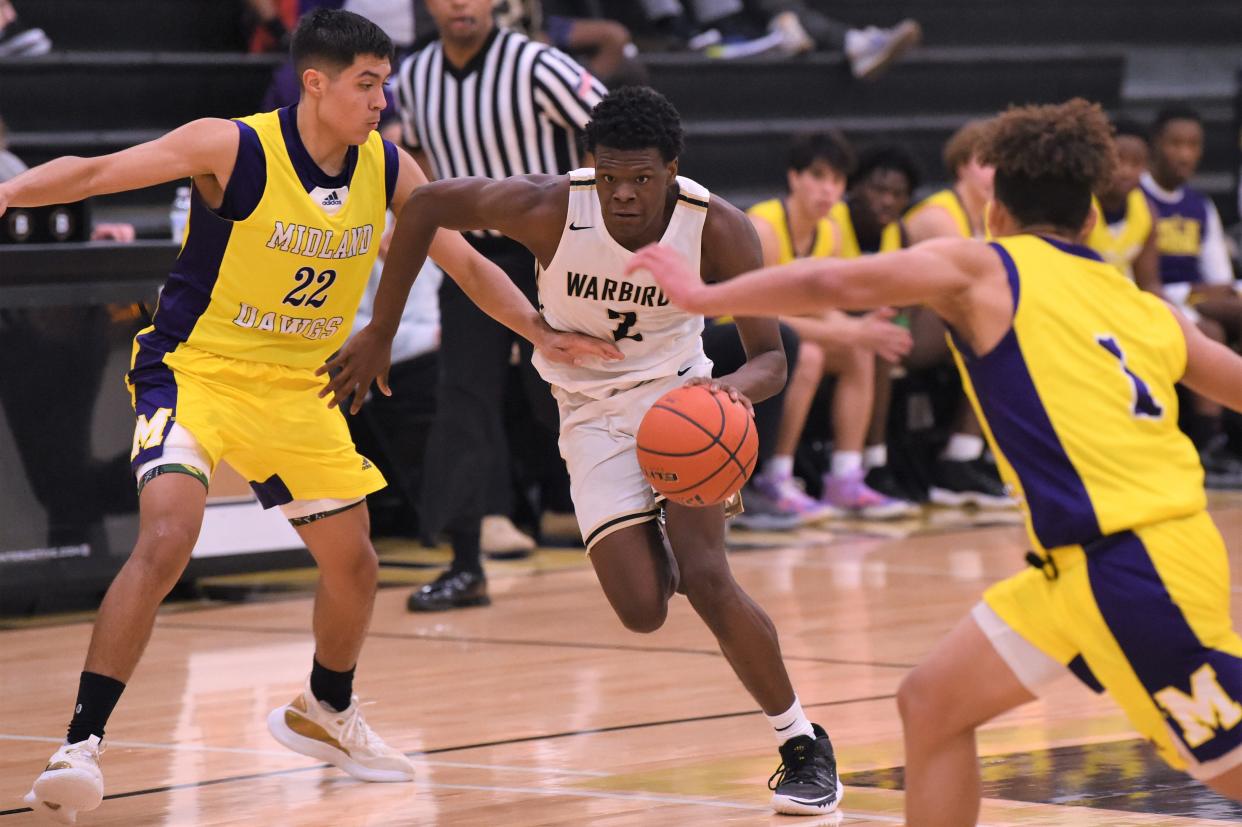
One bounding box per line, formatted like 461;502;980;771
142;107;390;371
947;234;1204;556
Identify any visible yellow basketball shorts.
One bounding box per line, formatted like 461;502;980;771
126;340;386;509
979;510;1242;779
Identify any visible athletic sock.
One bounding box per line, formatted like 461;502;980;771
763;454;794;480
830;450;863;477
941;433;984;463
449;524;484;576
766;696;815;744
66;671;126;744
310;658;356;713
864;444;887;470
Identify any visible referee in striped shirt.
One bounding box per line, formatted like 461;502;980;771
397;0;606;612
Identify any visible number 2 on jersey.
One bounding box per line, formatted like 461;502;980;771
1097;335;1163;419
283;266;336;308
608;309;643;342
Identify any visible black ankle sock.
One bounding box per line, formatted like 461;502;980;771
66;671;126;744
310;658;356;713
449;525;483;576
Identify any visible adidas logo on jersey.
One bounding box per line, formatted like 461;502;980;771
322;191;342;207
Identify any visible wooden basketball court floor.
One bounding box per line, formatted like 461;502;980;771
2;497;1241;826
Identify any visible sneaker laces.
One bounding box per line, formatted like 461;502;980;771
63;740;104;761
336;701;385;752
767;740;818;790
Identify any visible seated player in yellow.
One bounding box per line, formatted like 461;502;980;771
0;9;616;824
902;119;1014;509
631;98;1242;822
1086;120;1160;290
747;132;913;523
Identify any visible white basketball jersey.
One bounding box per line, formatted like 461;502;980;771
532;168;709;398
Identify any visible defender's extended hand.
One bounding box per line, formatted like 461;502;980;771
534;320;624;366
626;244;707;313
317;324;393;415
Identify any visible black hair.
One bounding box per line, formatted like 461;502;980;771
787;130;854;177
849;144;920;192
984;98;1115;233
1151;105;1203;140
291;8;394;76
1112;119;1149;143
584;86;684;162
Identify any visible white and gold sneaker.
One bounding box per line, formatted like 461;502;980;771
266;679;414;782
24;736;104;824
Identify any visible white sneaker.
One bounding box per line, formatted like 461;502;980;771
481;514;535;557
846;19;921;80
267;679;414;782
24;736;104;824
769;11;814;56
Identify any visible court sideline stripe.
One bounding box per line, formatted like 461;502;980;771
155;621;917;669
0;693;895;817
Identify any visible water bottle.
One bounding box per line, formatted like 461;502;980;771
169;185;191;242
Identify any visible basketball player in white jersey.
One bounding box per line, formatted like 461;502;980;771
323;86;843;815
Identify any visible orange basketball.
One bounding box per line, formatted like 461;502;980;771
636;384;759;507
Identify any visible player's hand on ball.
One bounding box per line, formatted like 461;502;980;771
683;376;753;415
317;324;393;414
535;321;624;367
626;244;705;312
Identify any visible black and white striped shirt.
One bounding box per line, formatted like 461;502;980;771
396;27;606;194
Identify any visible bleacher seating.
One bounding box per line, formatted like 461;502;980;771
2;0;1238;234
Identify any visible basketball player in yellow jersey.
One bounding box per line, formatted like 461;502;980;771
1087;120;1161;291
747;132;912;521
634;98;1242;821
0;10;616;823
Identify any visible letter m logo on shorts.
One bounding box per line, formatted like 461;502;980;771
131;407;174;460
1154;663;1242;748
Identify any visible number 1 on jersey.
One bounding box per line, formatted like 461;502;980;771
1097;335;1164;419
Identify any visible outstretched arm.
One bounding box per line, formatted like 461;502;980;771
628;237;984;320
1172;304;1242;412
319;152;621;412
0;118;238;215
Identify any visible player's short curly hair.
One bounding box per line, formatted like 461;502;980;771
849;144;920;193
982;98;1116;233
584;86;685;163
1151;105;1202;139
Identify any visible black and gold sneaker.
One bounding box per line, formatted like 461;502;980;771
267;678;414;782
769;724;844;815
